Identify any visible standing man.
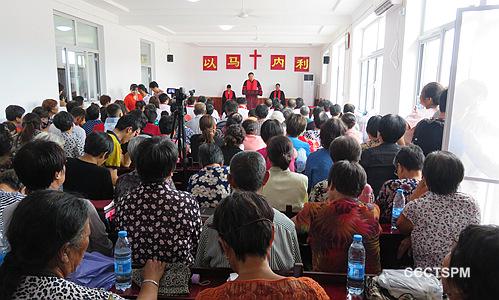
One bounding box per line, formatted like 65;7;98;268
149;81;164;97
242;72;262;110
269;83;286;106
221;84;236;112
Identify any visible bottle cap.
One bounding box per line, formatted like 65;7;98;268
353;234;362;242
118;230;128;238
396;189;404;194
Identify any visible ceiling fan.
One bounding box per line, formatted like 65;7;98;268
237;0;251;18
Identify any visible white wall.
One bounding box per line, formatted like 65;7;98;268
324;0;415;115
0;0;58;120
379;5;406;115
155;45;322;100
1;0;322;121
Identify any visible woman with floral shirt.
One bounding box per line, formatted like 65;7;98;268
294;160;381;274
187;144;230;208
376;144;424;223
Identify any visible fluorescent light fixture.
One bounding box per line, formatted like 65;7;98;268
102;0;130;12
186;0;201;2
219;25;234;31
56;26;72;32
157;25;177;35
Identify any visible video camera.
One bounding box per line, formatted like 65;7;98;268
167;88;195;100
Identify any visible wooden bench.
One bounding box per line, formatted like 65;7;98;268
112;265;369;299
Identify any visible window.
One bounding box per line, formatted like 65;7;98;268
330;41;345;104
140;40;154;85
415;0;481;102
423;0;480;31
54;13;101;102
445;6;499;224
416;27;456;99
357;16;385;113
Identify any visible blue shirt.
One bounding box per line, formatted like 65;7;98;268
288;136;311;173
81;119;102;135
288;137;311;156
304;148;333;191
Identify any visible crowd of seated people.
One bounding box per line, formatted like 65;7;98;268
0;79;493;299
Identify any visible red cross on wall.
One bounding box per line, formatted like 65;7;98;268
249;49;262;70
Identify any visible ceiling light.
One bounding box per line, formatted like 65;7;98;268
186;0;201;2
56;26;72;32
219;25;234;31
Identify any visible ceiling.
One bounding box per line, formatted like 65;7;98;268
83;0;368;46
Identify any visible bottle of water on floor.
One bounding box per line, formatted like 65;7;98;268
115;230;132;291
347;234;365;296
0;231;9;266
391;189;406;231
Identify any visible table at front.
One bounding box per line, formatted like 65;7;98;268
113;268;367;299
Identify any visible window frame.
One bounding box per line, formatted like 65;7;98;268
54;11;103;102
414;0;492;104
414;21;455;103
356;15;385;113
140;39;155;86
329;40;346;104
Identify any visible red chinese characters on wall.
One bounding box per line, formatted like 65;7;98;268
202;56;218;71
226;54;241;69
270;55;286;70
202;54;311;72
294;56;310;72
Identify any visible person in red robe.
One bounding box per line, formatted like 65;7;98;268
242;72;262;110
221;84;237;112
269;83;286;106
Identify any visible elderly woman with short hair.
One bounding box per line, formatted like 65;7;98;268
397;151;481;269
0;190;165;299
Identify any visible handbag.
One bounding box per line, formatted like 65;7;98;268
365;277;416;300
131;263;191;296
366;269;442;300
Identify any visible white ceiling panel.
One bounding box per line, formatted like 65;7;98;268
82;0;368;45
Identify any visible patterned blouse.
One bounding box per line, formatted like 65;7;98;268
196;277;329;300
13;276;124;300
114;170;176;201
187;166;231;208
294;198;381;274
361;138;381;151
116;181;202;265
402;191;480;269
304;129;320;146
61;131;84;158
309;179;374;204
376;178;419;224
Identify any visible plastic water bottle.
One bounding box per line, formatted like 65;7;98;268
0;231;9;266
391;189;406;231
347;234;365;295
114;230;132;291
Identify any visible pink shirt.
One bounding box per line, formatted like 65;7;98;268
243;135;266;151
257;147;296;172
345;128;363;144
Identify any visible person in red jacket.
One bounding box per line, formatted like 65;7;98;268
124;84;143;112
142;105;161;136
221;84;236;112
241;73;262;110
